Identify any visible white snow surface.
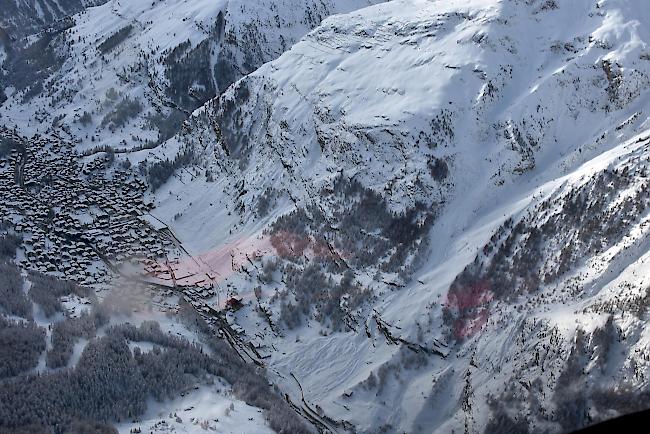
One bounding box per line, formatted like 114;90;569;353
116;384;274;434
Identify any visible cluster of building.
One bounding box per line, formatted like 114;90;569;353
0;129;174;285
0;127;243;326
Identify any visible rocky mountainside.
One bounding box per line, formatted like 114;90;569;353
146;0;650;432
0;0;385;151
2;0;650;433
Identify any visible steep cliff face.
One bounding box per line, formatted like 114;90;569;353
144;0;650;432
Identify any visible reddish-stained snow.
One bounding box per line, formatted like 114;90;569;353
141;231;349;308
444;279;494;339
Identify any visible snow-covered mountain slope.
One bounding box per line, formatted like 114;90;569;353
0;0;386;152
3;0;650;432
141;0;650;432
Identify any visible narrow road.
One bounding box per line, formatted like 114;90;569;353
14;144;26;188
